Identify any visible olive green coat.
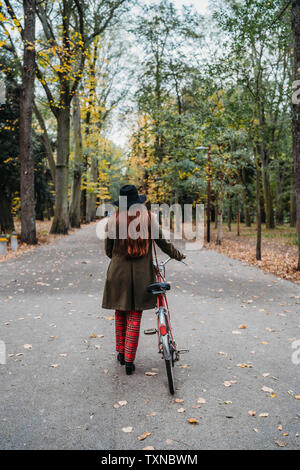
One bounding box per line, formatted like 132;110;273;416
102;228;183;312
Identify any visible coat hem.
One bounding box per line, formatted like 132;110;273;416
102;304;155;311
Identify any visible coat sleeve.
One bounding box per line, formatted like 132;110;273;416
104;223;114;259
151;220;184;261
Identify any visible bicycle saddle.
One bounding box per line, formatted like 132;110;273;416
147;282;171;294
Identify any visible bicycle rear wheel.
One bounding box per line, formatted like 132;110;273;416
162;335;175;395
165;358;174;395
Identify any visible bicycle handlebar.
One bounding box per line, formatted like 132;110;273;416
159;257;171;267
156;257;188;269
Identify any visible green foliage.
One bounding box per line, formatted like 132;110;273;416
127;0;293;228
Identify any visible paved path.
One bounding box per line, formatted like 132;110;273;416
0;223;299;450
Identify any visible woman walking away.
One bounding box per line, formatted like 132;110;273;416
102;185;185;375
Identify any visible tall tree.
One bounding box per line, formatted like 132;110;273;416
3;0;129;234
20;0;36;244
292;0;300;269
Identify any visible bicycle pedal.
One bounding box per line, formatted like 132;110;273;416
177;349;189;354
144;328;157;335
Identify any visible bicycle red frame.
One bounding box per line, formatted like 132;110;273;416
154;262;176;352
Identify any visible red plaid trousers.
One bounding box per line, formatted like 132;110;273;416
115;310;143;362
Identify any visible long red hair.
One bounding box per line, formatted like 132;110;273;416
114;208;151;258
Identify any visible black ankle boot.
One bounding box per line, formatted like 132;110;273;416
125;362;135;375
117;353;125;365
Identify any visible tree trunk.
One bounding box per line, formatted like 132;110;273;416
240;167;251;226
290;186;296;227
81;155;88;223
50;106;70;234
227;201;232;231
261;149;275;229
275;160;284;225
258;95;274;229
86;157;98;222
50;1;70;235
20;0;37;244
81;39;98;223
214;195;218;229
69;93;82;228
254;147;262;260
292;0;300;268
216;201;223;245
0;191;14;232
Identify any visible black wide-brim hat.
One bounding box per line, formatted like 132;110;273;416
113;185;146;208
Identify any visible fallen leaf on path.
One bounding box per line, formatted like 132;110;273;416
197;397;206;404
118;401;127;407
23;344;32;350
187;418;199;425
122;427;133;433
50;364;59;368
142;446;155;450
145;372;157;376
174;398;184;403
275;440;287;448
259;413;269;418
177;408;185;413
262;386;273;393
248;411;256;416
138;432;151;441
223;380;236;387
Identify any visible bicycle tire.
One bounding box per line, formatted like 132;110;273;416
162;336;175;394
165;358;174;394
170;344;175;367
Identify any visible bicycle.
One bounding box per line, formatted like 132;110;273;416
144;248;189;395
